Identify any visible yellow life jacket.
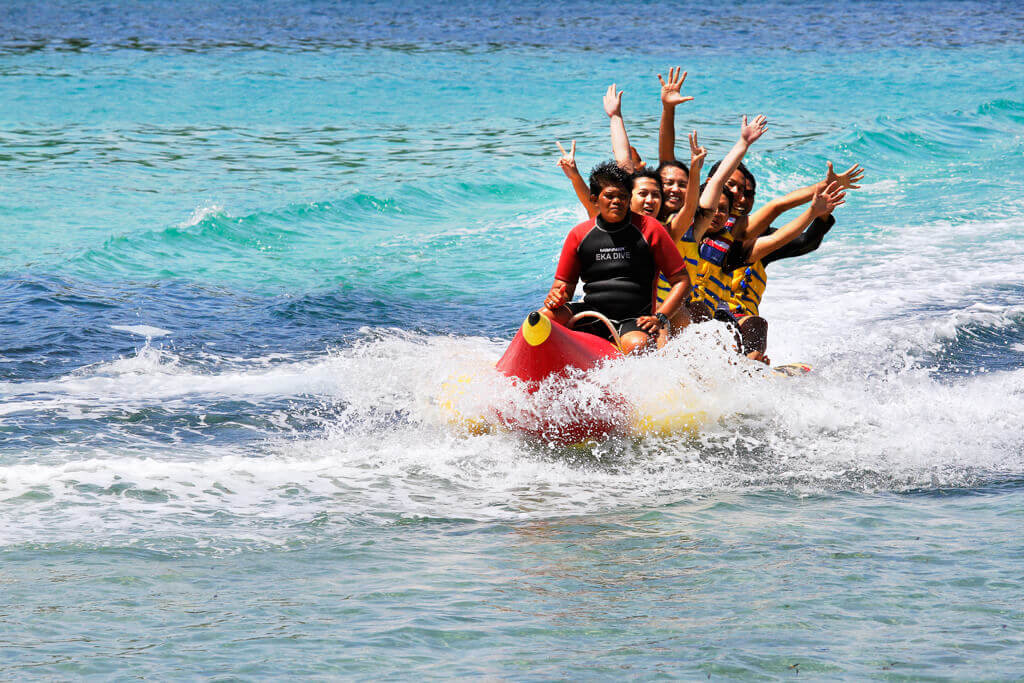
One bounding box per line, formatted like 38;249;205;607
655;215;700;306
728;260;768;317
689;228;736;313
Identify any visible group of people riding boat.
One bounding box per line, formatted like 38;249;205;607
540;67;864;364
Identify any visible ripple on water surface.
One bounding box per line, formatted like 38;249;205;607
2;0;1024;676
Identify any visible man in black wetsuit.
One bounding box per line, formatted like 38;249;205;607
540;162;691;355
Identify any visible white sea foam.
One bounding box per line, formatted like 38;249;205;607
111;324;172;338
180;203;225;228
2;213;1023;545
761;215;1024;364
1;318;1021;547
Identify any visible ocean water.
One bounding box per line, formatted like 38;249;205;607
2;0;1024;677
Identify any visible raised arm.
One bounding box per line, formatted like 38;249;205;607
747;182;845;264
760;214;835;266
745;162;864;238
556;140;598;218
657;66;693;165
668;130;707;241
603;84;634;172
629;146;646;171
692;115;768;241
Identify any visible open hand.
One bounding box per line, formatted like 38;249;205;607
740;114;768;146
826;161;865;190
688;130;707;169
603;83;624;118
556;140;577;176
657;66;693;108
810;181;846;216
544;283;568;310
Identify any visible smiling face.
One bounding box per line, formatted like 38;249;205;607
658;165;688;216
591;183;630;223
725;169;755;216
709;193;732;233
630;177;662;218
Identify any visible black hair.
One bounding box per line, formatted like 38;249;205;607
656;160;690;177
632;167;662;189
706;160;756;193
588;160;633;196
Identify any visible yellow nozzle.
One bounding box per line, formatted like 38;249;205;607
522;311;552;346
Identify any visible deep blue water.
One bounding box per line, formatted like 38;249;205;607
1;1;1023;677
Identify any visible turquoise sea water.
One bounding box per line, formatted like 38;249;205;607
2;1;1024;677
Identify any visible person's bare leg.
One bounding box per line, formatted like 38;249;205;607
619;330;654;355
737;315;769;364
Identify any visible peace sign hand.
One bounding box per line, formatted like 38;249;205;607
556;140;578;177
688;130;707;169
657;66;693;108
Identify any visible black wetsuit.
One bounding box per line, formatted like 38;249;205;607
554;212;685;339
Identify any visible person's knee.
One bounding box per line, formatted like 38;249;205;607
739;316;768;352
619;330;652;355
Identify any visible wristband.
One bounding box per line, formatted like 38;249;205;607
655;312;671;333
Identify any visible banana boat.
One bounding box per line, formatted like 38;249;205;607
439;311;707;445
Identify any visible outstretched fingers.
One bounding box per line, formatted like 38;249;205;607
603;83;624;117
827;161;867;189
811;181;845;214
659;66;693;106
845;163;866;188
741;114;769;144
824;181;846;209
658;66;678;88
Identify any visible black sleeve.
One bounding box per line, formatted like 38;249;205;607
761;214;836;266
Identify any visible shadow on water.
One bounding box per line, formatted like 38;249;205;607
0;274;532;382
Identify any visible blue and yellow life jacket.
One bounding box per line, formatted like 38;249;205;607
655;214;700;306
690;228;736;313
728;259;767;318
